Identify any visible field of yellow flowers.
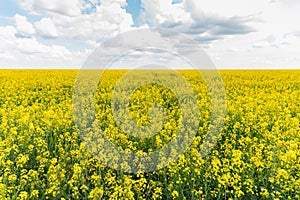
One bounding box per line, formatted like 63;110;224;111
0;70;299;199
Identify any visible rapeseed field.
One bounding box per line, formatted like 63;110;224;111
0;70;299;199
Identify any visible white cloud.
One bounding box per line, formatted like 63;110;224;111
0;26;17;40
139;0;257;46
50;1;134;42
20;0;83;16
253;41;270;48
4;0;300;68
139;0;160;24
35;18;59;38
14;14;35;35
19;1;134;41
0;25;83;68
139;0;191;26
1;0;138;68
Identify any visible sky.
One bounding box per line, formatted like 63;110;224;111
0;0;300;69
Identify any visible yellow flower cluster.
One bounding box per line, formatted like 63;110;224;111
0;70;299;199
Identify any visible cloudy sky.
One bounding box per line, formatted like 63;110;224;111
1;0;300;69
